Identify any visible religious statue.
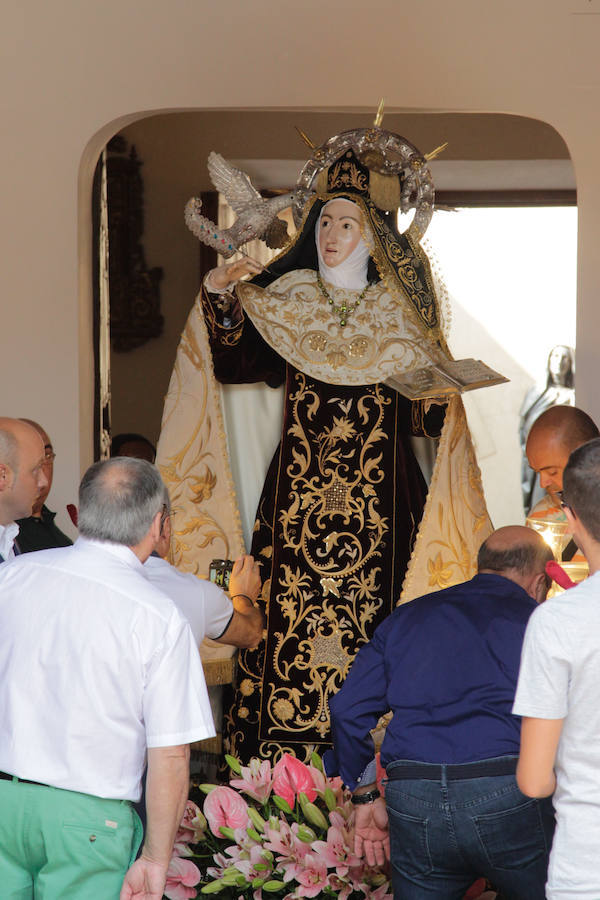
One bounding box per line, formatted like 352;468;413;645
520;344;575;514
157;115;492;766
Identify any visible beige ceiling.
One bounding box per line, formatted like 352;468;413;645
122;109;570;192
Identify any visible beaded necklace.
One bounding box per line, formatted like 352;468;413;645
316;273;370;327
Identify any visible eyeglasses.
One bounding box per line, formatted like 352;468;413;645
159;503;170;532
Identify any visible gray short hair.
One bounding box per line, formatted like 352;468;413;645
563;438;600;541
0;428;18;473
78;457;168;546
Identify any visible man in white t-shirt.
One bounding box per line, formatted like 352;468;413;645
0;457;215;900
144;509;263;648
514;436;600;899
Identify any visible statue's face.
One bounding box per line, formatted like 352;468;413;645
548;346;572;383
318;199;363;267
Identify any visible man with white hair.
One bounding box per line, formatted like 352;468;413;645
0;416;48;562
0;457;214;900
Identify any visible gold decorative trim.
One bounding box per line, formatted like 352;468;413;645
157;293;246;576
202;656;236;686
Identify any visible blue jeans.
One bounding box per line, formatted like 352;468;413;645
384;758;555;899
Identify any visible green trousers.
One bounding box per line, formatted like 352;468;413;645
0;777;143;899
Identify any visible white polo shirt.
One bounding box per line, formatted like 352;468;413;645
0;538;215;801
143;555;233;644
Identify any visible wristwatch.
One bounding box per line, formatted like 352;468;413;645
350;788;381;805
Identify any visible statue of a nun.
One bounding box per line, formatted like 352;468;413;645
157;124;492;765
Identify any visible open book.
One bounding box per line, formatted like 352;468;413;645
386;358;508;401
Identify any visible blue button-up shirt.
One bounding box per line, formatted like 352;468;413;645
326;574;537;790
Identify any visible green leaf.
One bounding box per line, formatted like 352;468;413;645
252;877;267;888
253;863;271;871
262;880;287;892
324;787;337;811
310;751;324;772
224;754;242;774
272;794;292;814
218;826;235;840
261;849;274;863
198;783;218;794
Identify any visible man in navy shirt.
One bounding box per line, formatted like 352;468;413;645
326;526;555;899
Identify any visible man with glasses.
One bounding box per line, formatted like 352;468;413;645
515;436;600;900
0;417;48;563
145;501;264;650
15;419;73;552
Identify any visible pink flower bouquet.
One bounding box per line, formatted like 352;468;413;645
163;752;391;900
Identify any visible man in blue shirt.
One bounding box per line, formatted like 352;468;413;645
326;525;555;899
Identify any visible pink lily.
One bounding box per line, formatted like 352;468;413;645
230;757;273;803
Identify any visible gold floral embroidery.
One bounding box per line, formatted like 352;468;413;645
240;679;255;697
327;158;368;194
427;551;454;589
258;373;395;744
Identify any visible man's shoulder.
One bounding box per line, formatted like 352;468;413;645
408;573;528;606
144;556;226;603
3;542;73;570
534;572;600;625
390;574;532;628
18;541;182;619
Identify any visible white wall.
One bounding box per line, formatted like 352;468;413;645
3;0;600;529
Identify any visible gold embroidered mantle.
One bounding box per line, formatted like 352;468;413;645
237;269;444;387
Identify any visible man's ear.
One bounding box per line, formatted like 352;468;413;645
523;570;549;603
149;509;163;544
533;572;550;604
0;463;11;493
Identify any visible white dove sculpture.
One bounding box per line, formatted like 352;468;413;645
184;152;312;258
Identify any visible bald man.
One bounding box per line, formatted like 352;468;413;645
15;419;72;553
326;526;555;899
526;406;599;559
0;418;48;562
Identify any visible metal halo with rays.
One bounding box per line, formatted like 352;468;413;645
293;127;435;241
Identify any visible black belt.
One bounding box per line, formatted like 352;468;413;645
0;770;48;787
386;757;518;781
